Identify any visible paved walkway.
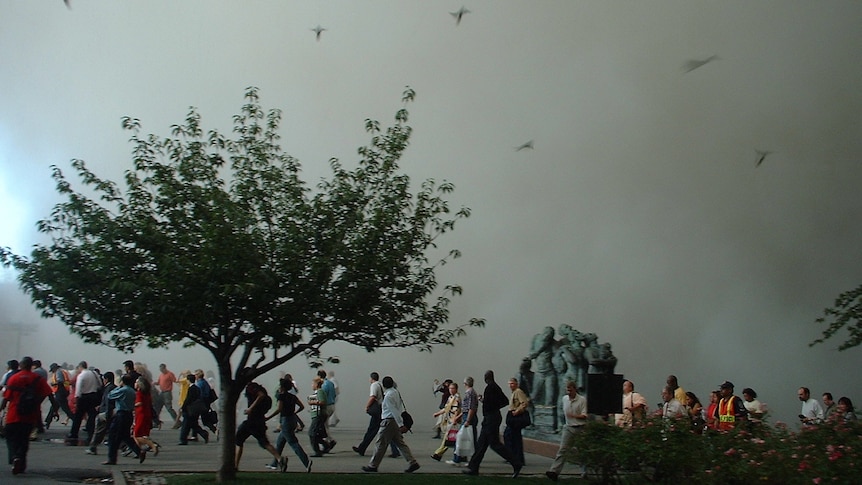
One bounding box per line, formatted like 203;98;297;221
1;423;565;483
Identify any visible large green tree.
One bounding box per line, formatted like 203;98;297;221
811;284;862;350
0;87;483;481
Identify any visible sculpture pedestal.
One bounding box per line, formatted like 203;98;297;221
523;405;559;442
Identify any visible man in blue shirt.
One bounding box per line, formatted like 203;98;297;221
194;370;216;434
318;370;337;450
194;369;212;401
104;374;143;465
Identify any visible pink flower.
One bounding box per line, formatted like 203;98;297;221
812;478;821;484
724;448;737;456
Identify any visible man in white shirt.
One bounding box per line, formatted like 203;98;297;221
68;361;101;444
798;387;825;424
353;372;384;456
546;380;587;482
361;376;420;473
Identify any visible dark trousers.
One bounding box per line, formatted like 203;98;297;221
504;425;525;465
107;410;140;463
5;422;34;469
70;391;99;440
47;388;74;424
308;416;328;455
357;410;381;453
179;407;208;444
467;414;519;471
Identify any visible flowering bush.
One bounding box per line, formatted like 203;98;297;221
568;416;862;484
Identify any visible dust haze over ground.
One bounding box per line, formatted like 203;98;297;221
1;1;860;429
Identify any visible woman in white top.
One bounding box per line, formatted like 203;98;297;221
742;387;764;423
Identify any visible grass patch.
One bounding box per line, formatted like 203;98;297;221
165;473;538;484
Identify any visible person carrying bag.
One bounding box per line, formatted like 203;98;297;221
454;423;474;458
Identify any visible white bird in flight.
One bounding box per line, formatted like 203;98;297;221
311;25;326;41
450;6;471;25
754;149;773;167
515;140;534;151
682;55;719;73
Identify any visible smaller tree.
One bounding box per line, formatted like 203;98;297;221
810;284;862;350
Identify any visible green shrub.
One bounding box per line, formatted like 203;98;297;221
568;416;862;484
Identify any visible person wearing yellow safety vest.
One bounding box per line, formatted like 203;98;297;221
713;381;747;431
45;363;74;428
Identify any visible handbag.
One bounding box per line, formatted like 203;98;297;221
401;411;414;432
445;425;459;445
506;410;531;429
397;390;413;433
202;408;218;426
454;424;474;457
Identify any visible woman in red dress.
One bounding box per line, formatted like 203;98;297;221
134;377;160;458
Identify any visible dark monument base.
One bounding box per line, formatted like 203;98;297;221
523;405;559;444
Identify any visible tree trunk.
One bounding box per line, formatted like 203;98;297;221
215;363;241;482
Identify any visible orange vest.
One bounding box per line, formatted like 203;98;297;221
50;369;71;391
717;396;738;430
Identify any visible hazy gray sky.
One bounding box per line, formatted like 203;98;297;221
1;1;860;427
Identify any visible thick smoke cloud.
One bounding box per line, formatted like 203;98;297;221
1;1;860;428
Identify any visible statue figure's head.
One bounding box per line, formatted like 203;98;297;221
600;342;613;357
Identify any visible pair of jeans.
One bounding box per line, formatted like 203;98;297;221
272;415;310;468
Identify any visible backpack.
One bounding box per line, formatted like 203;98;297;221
13;377;41;415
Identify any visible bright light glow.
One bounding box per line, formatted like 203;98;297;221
0;159;28;283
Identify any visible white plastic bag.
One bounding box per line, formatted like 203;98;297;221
454;424;474;457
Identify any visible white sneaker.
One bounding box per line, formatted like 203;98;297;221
445;460;463;466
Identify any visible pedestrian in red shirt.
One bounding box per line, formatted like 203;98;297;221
0;356;56;475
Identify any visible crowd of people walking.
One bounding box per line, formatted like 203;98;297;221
2;356;858;479
0;357;221;474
